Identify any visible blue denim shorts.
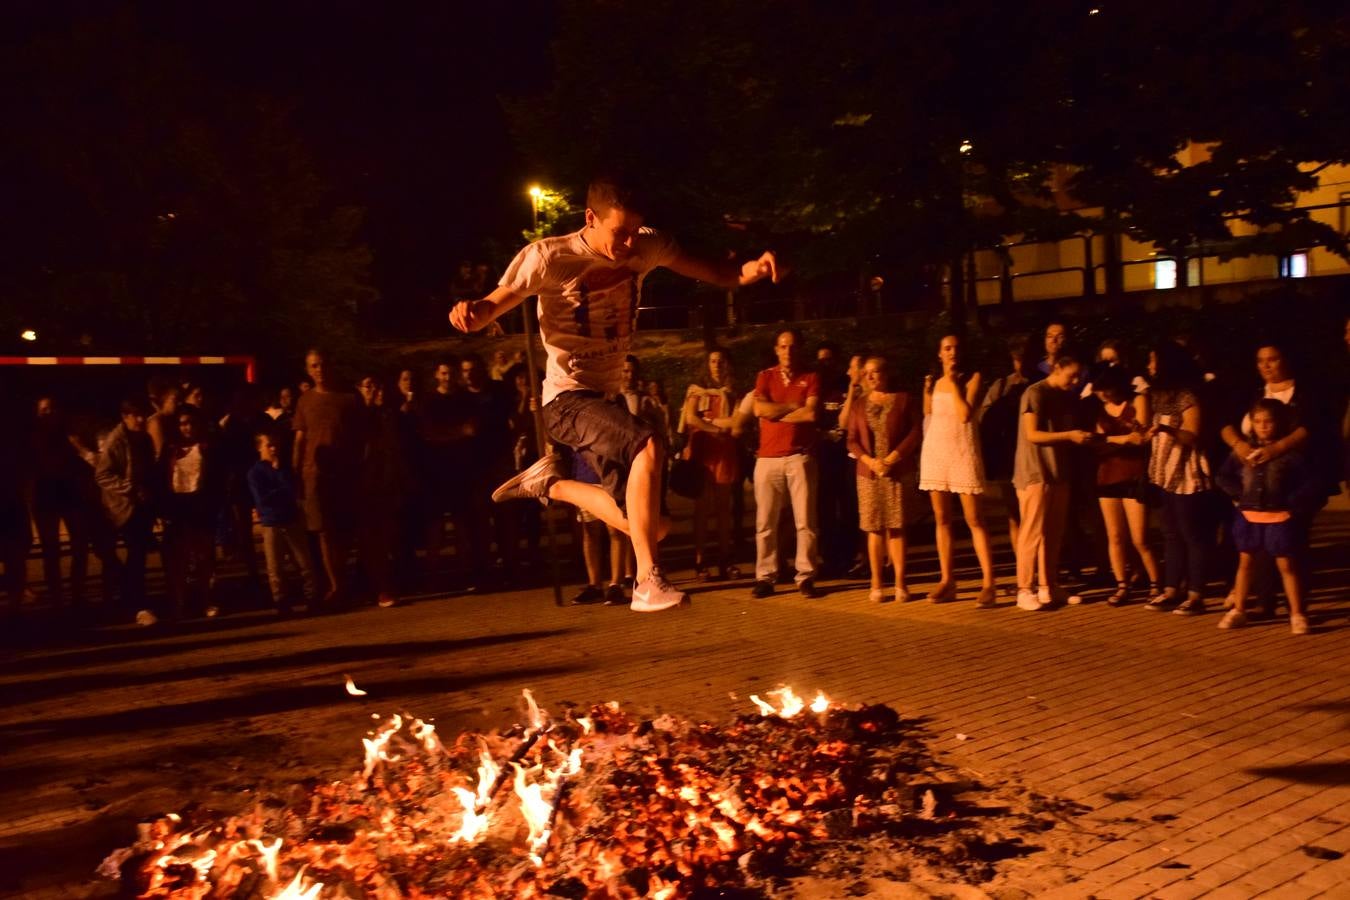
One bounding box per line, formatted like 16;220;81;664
544;391;659;509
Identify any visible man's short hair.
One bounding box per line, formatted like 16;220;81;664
624;354;641;369
120;397;150;417
587;174;648;217
776;327;804;345
1007;334;1030;356
1051;354;1080;371
817;341;841;357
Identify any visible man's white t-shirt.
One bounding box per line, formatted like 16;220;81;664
499;227;678;404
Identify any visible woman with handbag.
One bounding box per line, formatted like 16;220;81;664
680;348;742;580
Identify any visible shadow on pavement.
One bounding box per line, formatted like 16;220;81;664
1245;760;1350;786
0;630;577;708
0;662;583;750
0;631;299;678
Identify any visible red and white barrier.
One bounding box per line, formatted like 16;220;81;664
0;355;256;382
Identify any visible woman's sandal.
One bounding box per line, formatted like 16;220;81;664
1106;582;1130;607
719;562;742;581
975;585;998;608
927;582;957;604
695;564;713;582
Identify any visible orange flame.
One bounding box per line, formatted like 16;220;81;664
749;685;812;718
273;867;324;899
249;837;283;883
448;787;490;844
522;688;547;731
343;675;367;696
810;690;830;714
361;714;403;780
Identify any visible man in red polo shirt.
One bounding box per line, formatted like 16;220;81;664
751;328;822;598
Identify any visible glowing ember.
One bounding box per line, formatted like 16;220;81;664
343;675;367;696
103;686;1066;898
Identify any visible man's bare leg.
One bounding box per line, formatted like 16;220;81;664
622;438;661;583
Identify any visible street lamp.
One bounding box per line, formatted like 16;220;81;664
20;329;37;342
528;185;543;233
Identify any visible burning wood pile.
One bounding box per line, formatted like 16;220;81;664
101;686;1067;898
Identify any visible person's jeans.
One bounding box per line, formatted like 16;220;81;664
1015;481;1070;591
261;523;319;605
753;453;818;583
1160;491;1212;595
117;508;156;614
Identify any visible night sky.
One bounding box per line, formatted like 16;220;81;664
6;0;557;308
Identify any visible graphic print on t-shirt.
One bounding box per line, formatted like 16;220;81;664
575;266;640;342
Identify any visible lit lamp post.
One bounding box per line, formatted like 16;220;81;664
522;183;563;606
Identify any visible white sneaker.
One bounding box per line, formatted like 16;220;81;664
630;567;690;612
134;609;158;627
491;453;563;504
1218;608;1247;630
1016;590;1043;611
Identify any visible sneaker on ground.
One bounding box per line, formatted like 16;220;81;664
491;453;563;504
570;585;604;605
1173;598;1206;616
1036;588;1062;609
602;584;627;606
630;568;689;612
1016;590;1043;611
204;605;220;618
134;609;158;627
798;578;821;599
750;579;774;599
1065;593;1083;605
1217;608;1247;629
377;593;397;609
1290;614;1310;635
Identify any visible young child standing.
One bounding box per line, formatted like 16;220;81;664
247;432;319;614
1215;399;1321;635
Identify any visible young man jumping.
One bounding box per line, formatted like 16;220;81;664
450;175;780;612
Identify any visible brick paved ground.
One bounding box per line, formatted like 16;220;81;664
1;496;1347;898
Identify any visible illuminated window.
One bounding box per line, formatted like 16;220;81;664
1278;253;1308;279
1154;259;1177;289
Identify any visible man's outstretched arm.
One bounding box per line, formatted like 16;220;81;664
449;285;528;333
664;248;782;289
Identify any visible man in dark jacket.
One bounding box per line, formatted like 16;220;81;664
95;397;158;625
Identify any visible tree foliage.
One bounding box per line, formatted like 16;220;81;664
0;11;376;366
506;0;1350;277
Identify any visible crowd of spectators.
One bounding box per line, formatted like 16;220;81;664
673;318;1349;636
2;313;1347;637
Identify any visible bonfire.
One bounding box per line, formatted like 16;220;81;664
101;685;1070;898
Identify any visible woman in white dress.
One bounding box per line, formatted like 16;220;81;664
920;334;997;606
